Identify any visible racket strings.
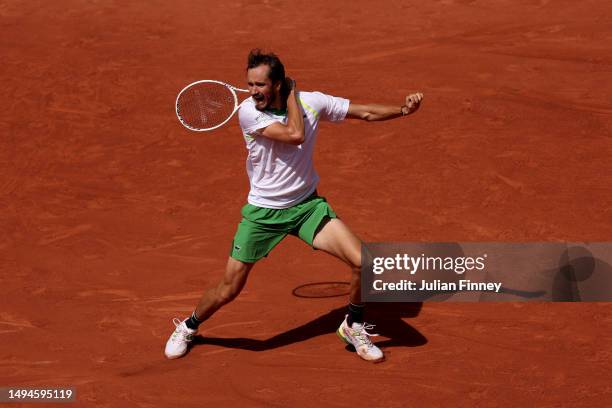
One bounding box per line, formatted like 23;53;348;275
176;83;236;130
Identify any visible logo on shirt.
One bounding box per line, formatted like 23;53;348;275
234;244;242;252
255;113;267;124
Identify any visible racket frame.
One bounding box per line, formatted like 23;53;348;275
175;80;249;132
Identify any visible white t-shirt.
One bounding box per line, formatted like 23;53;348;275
238;91;350;209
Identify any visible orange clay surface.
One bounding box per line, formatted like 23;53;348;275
2;0;612;406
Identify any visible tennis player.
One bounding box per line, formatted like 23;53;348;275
165;49;423;362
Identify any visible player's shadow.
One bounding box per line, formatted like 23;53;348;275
193;302;426;352
551;246;612;301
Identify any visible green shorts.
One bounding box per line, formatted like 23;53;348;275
230;192;337;263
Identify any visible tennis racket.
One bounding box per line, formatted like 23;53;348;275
175;80;249;132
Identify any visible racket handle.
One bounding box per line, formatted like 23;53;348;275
285;77;296;91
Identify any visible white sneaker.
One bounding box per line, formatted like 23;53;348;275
164;318;196;359
336;315;385;363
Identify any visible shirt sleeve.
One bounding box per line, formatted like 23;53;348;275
238;100;280;136
307;91;350;122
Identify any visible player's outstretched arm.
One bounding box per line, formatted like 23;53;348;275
346;92;424;121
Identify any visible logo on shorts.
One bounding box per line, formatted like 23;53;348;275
234;245;241;252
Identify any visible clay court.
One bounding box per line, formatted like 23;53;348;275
2;0;612;406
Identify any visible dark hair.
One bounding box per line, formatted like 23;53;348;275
247;49;285;84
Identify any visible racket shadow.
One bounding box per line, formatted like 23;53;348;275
192;303;426;352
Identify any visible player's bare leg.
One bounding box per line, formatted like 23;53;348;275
312;218;362;303
193;257;254;321
164;257;254;359
312;218;384;362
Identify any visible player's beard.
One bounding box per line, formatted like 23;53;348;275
254;85;282;111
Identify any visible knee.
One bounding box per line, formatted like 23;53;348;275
349;251;362;272
216;285;239;305
215;259;251;305
350;255;362;273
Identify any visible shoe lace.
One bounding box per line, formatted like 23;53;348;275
351;322;380;348
172;318;194;341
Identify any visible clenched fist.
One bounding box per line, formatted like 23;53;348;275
401;92;424;115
